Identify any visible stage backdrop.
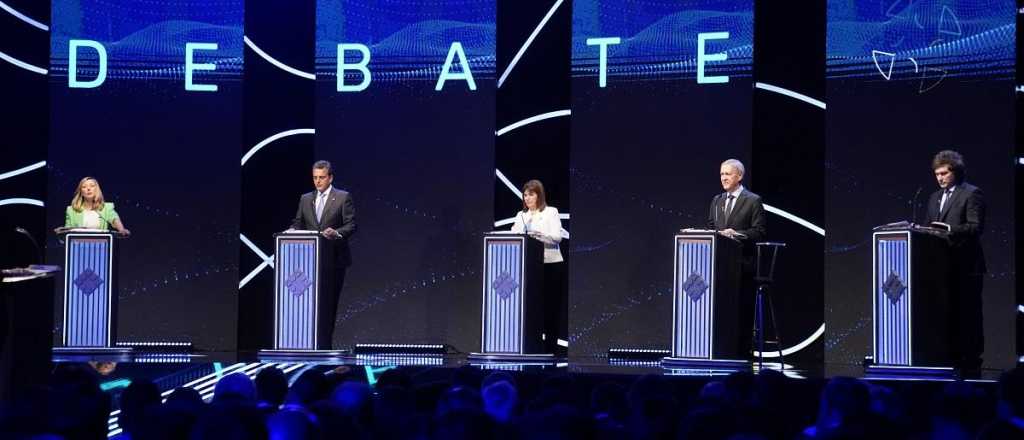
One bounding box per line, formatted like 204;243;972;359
825;0;1016;368
47;0;243;351
570;0;754;355
315;0;495;350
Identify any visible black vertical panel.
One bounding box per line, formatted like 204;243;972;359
495;0;571;353
0;1;50;268
752;2;826;363
239;0;317;351
495;1;571;221
1016;1;1023;362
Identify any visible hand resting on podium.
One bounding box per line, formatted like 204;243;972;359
54;226;130;237
717;228;747;240
282;228;339;239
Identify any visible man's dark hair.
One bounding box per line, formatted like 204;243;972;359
313;160;334;177
932;150;966;181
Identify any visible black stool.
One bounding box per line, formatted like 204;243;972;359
753;242;786;369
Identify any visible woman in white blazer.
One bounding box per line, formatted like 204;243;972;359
511;179;566;355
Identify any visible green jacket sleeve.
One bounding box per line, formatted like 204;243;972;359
65;206;78;227
101;203;120;225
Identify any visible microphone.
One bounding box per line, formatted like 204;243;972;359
909;186;923;225
14;227;43;265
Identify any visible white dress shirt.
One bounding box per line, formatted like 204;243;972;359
511;206;564;263
82;210;102;229
939;184;956;212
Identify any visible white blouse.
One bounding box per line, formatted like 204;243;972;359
82;210;102;229
511;206;564;263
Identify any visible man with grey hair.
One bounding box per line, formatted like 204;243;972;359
707;158;767;357
707;159;766;241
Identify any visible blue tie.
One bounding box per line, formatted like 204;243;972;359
316;192;326;223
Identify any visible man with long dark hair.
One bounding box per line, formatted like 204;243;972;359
926;150;986;373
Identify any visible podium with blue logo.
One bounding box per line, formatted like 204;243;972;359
662;231;747;368
468;233;547;362
261;231;344;356
55;229;130;354
868;226;952;373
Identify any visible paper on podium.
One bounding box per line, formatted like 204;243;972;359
487;230;521;235
55;227;106;234
679;228;716;233
2;264;60;283
282;229;321;235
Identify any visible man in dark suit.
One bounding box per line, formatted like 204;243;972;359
706;159;767;358
290;160;356;349
925;150;985;372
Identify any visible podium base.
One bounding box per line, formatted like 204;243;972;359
258;349;349;360
660;357;750;370
467;353;558;364
865;364;956;378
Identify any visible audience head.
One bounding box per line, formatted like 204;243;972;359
285;370;327;407
213;372;256;404
482;380;518;423
255;367;288;408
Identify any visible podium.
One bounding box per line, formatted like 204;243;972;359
868;226;953;373
54;230;129;354
468;233;549;362
2;266;58;400
261;231;344;357
662;231;748;369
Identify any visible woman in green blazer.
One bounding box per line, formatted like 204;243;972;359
62;177;130;235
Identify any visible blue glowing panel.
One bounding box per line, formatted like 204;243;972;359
827;1;1013;80
50;0;243;84
316;0;496;86
275;238;320;350
63;234;113;347
874;233;911;366
482;238;524;354
572;0;753;83
673;237;714;359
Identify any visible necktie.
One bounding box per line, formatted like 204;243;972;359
315;192;326;223
939;189;952;213
724;195;735;222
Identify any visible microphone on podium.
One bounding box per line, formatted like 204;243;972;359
14;227;43;264
909;186;923;224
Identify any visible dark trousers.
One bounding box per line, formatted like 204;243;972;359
950;273;984;367
317;268;346;350
542;262;568;354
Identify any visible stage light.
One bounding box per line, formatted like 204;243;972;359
607;348;671;360
352;343;446;355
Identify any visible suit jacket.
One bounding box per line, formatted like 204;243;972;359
706;189;767;244
291;187;356;267
510;206;564;263
65;203;120;230
926;182;986;274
